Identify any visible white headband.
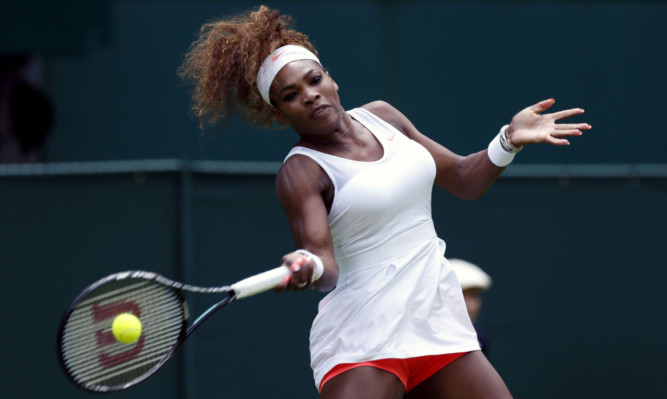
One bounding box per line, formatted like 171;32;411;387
256;45;321;105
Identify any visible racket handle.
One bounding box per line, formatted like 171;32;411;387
231;266;292;299
231;255;325;299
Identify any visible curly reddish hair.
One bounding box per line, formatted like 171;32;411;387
178;5;318;129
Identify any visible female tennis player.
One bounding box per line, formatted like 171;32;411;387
179;6;590;399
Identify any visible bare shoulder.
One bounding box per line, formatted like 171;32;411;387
277;154;322;189
360;100;418;138
361;100;403;124
276;154;328;204
361;100;396;115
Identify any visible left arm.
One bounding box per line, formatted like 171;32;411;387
364;99;590;200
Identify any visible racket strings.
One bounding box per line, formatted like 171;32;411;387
60;278;185;391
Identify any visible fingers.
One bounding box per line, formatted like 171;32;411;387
529;98;556;113
549;107;586;122
546;104;591;146
528;99;587;122
554;123;591;131
290;258;310;289
545;135;572;146
545;123;592;146
511;98;591;147
288;256;311;290
274;253;316;293
553;124;589;136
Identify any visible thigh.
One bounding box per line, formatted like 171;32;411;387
407;351;512;399
320;366;406;399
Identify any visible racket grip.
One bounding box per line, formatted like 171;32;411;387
231;266;292;299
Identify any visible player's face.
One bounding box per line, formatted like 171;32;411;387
270;60;343;135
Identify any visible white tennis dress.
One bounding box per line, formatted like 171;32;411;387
284;107;480;390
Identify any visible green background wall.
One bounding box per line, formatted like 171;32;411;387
2;0;665;163
1;1;666;398
1;167;665;398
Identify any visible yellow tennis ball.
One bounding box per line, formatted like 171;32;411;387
112;313;142;344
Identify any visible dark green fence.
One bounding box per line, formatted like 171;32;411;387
1;161;665;398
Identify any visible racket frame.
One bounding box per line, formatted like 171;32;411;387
56;265;298;392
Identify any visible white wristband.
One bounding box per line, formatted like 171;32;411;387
296;249;324;281
487;125;516;167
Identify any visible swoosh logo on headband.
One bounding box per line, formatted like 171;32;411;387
272;50;288;61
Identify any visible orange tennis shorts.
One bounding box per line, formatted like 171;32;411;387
319;352;468;392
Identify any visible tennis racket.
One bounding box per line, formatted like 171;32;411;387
57;259;322;393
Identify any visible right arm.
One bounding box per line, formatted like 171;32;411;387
275;154;339;292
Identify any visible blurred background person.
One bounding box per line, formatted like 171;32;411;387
0;55;53;164
449;258;492;356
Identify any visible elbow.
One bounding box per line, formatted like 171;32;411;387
452;159;484;200
451;176;490;200
454;180;494;200
464;193;484;201
441;183;487;201
453;162;493;200
458;190;486;201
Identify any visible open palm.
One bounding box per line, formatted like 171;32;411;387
507;99;591;146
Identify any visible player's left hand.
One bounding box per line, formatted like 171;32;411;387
507;98;592;146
